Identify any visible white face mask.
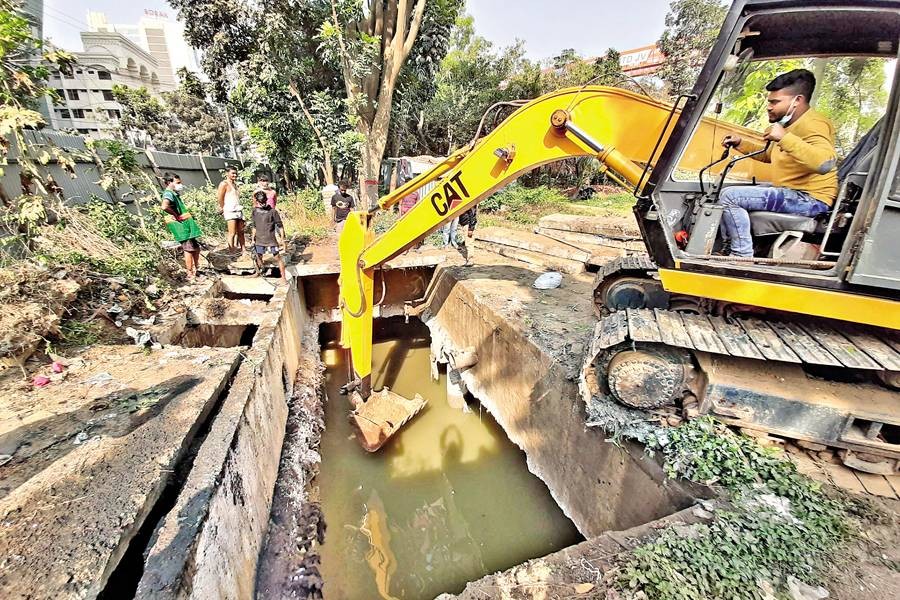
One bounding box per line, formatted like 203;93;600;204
778;96;801;126
174;183;184;192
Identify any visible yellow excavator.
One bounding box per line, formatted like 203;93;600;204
338;0;900;471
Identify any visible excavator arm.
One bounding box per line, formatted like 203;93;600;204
338;85;766;401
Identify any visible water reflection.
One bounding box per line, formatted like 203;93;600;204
318;326;581;600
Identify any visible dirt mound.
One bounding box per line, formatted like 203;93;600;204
0;266;80;368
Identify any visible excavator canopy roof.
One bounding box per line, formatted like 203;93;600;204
735;0;900;59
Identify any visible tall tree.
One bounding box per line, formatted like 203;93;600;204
657;0;727;96
170;0;356;186
388;0;464;158
318;0;428;205
111;85;167;148
418;16;531;154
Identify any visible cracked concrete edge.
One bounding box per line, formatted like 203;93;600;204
136;282;303;600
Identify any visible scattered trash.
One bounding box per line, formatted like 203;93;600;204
533;271;562;289
106;304;123;315
32;375;51;387
51;361;65;374
84;372;114;386
145;283;160;296
73;431;89;445
125;326;151;346
130;315;156;326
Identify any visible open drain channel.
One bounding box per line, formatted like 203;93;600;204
315;317;583;599
253;266;703;599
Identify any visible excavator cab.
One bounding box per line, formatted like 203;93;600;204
638;1;900;310
582;0;900;472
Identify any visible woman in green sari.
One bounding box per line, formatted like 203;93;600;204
161;172;203;278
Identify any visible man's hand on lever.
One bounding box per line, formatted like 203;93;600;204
721;134;743;149
763;123;786;142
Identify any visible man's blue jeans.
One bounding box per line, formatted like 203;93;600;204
718;186;829;257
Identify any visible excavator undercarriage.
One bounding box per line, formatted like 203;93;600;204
584;261;900;473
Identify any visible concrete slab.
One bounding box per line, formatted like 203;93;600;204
187;297;269;326
473;240;585;274
538;213;640;238
219;275;281;297
534;226;642;253
474;226;592;263
0;345;241;599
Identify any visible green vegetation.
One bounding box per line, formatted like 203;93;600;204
56;319;102;349
615;418;852;600
276;189;334;241
477;185;634;229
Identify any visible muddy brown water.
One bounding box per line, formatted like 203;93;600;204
318;322;582;600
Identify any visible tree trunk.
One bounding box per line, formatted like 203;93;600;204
357;98;392;208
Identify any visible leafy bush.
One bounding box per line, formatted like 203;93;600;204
276;189;333;241
481;184;568;213
616;418;852;600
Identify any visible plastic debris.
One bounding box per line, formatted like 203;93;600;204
33;375;51;387
125;327;151;346
533;271;562;290
73;431;89;445
106;304;123;314
84;372;113;386
130;315;156;326
51;361;65;374
145;283;160;296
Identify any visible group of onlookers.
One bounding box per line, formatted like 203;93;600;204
162;169;478;282
161;167;286;282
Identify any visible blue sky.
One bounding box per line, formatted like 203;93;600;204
42;0;671;60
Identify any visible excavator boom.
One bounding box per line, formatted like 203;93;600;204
337;86;767;449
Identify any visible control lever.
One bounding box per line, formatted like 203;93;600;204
698;146;733;197
713;140;772;201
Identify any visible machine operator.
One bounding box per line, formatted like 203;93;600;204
719;68;838;257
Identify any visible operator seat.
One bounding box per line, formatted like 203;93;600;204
747;118;883;258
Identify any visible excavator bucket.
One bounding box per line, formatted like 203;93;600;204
349;388;427;452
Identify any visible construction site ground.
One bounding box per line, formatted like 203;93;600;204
1;213;899;599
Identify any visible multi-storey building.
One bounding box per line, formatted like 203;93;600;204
86;10;202;91
44;31;165;138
